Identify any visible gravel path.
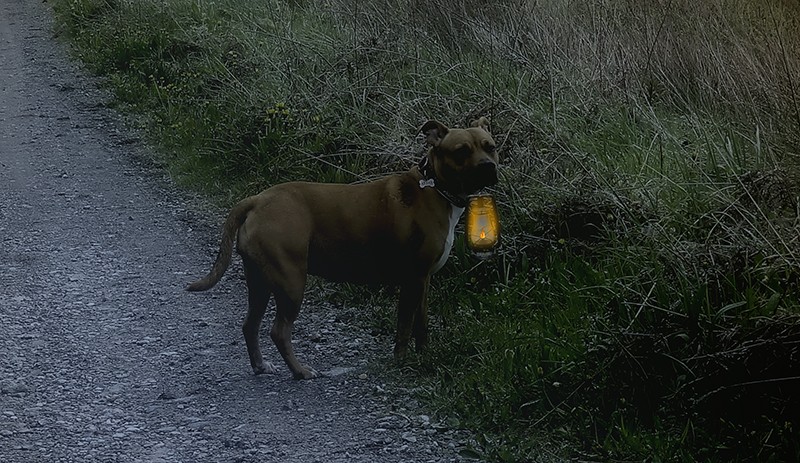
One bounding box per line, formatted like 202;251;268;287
0;2;473;462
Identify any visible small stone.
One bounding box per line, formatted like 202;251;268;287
446;417;461;428
1;381;29;395
281;401;294;411
106;383;124;394
358;373;367;380
323;367;355;377
186;421;210;430
401;432;417;443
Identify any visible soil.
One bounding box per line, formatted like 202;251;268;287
0;2;475;461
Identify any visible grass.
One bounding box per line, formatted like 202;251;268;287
51;0;800;460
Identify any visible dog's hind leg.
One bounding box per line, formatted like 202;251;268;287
242;262;276;375
270;274;318;380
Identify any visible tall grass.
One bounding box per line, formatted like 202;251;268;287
52;0;800;460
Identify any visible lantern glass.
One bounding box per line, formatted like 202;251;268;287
466;194;500;256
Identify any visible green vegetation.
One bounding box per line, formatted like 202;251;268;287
51;0;800;460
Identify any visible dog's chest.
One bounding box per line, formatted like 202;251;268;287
431;205;465;273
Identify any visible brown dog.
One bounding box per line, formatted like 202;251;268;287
188;118;498;379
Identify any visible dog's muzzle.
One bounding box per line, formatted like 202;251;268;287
475;159;498;188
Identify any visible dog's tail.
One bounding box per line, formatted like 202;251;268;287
186;196;257;292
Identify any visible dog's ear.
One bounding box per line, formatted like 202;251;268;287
470;116;490;132
421;120;449;147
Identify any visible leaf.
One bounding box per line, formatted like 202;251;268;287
714;300;746;321
458;448;484;460
765;291;782;314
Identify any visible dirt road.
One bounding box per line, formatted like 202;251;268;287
0;2;469;461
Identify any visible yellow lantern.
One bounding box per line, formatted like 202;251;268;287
466;193;500;257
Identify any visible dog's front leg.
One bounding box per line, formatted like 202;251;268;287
395;275;429;360
412;275;431;352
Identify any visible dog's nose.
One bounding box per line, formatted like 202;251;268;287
476;159;498;185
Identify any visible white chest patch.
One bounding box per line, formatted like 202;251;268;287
431;205;465;274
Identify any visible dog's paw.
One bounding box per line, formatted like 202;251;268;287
253;361;278;375
292;365;319;380
393;344;410;362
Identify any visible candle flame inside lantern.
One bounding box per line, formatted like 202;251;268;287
466;194;500;257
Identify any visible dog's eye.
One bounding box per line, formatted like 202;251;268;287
485;143;496;153
454;145;471;160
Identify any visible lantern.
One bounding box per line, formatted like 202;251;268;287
466;193;500;258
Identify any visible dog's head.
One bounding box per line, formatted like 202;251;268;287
421;117;498;196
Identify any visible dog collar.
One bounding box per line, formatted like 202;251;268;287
417;157;467;208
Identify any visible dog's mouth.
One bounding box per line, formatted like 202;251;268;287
464;161;498;193
436;159;498;197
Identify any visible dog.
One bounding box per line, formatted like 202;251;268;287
187;118;498;379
